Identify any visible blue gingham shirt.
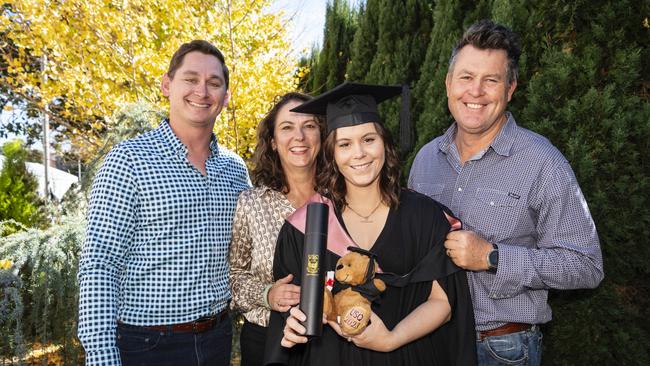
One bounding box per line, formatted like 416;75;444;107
78;120;250;365
409;113;603;331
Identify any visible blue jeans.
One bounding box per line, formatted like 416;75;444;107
117;316;232;366
476;325;542;366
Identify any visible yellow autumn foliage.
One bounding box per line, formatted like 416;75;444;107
0;0;299;161
0;258;12;269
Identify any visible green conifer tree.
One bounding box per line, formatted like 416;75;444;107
513;1;650;363
296;46;320;93
308;0;357;94
346;0;380;81
360;0;434;138
411;0;490;159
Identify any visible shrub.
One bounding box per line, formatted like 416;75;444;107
0;215;85;365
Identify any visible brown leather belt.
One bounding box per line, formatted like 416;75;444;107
119;309;229;334
478;322;533;340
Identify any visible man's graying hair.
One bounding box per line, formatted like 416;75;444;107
448;20;521;86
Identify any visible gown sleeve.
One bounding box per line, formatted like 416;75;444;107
263;221;303;366
378;193;477;366
432;270;476;365
420;200;477;366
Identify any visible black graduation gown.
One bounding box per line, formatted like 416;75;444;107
264;190;477;366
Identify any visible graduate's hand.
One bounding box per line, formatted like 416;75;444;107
327;312;397;352
268;274;300;312
445;230;493;271
281;306;308;348
281;307;328;348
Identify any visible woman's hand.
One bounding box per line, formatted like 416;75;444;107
268;274;300;312
327;312;397;352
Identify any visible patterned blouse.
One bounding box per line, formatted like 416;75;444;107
229;186;295;327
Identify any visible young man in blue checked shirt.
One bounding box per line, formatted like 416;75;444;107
78;40;251;366
409;20;603;366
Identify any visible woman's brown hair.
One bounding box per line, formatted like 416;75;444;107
317;122;401;210
250;92;325;193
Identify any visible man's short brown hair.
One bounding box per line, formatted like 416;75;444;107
167;40;229;88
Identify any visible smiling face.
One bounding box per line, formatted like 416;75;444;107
271;99;321;172
445;45;517;137
161;51;230;130
333;122;385;191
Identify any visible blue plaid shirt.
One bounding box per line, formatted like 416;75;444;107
409;113;603;331
78;120;250;365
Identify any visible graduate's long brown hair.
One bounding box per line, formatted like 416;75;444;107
317;122;401;210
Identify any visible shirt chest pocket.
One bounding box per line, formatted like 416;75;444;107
412;183;444;199
475;188;518;207
465;188;521;239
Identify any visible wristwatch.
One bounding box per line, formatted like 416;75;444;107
487;244;499;273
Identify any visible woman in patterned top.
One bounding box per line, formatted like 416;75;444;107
229;92;325;366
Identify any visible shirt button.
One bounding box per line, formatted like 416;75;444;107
458;187;462;192
490;201;495;206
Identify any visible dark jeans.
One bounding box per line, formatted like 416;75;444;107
240;320;268;366
477;325;542;366
117;316;232;366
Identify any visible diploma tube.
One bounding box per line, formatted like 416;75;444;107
299;202;329;337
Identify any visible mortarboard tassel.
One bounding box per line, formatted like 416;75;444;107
399;83;413;156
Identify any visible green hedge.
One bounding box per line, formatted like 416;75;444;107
0;217;85;365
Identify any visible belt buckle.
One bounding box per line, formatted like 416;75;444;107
193;314;217;332
192;319;207;332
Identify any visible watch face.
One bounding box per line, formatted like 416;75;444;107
489;250;499;267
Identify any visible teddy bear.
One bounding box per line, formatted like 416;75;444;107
323;247;386;335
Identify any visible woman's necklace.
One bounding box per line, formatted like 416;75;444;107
345;200;383;223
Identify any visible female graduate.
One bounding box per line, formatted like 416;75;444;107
264;82;476;366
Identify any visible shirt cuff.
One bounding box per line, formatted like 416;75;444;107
262;284;274;309
489;244;528;299
84;347;122;366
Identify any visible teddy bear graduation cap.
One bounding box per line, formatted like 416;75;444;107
291;81;413;154
331;246;383;301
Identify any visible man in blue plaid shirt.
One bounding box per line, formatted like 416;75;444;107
78;40;251;366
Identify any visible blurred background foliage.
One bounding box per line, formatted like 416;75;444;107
1;0;648;365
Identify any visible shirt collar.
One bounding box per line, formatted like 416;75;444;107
438;112;517;157
256;185;288;200
490;112;517;157
158;119;186;156
208;134;219;158
158;119;220;158
438;122;457;155
256;185;275;196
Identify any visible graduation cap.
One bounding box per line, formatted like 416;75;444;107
291;82;413;154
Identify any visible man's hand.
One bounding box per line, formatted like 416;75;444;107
445;230;493;271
